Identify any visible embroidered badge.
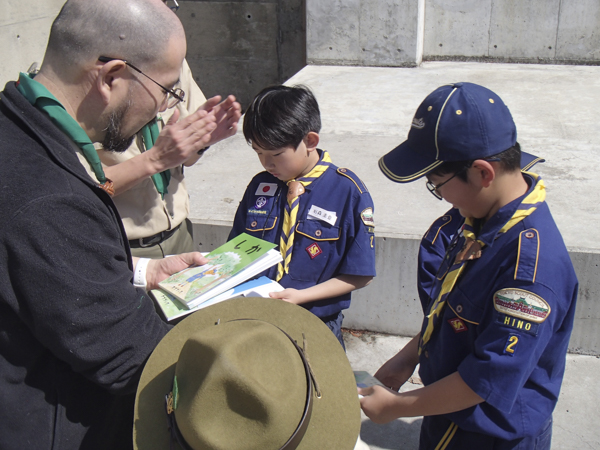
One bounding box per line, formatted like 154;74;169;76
247;209;267;215
306;243;322;259
361;207;375;227
504;334;519;356
255;196;267;209
493;289;550;323
448;318;467;333
497;314;539;336
412;117;425;129
255;183;278;196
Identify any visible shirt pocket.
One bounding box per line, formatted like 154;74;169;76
445;286;486;329
287;220;340;282
245;214;278;234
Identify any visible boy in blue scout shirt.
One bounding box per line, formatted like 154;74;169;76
417;152;546;310
229;85;376;348
360;82;578;450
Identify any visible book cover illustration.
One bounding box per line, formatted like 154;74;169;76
151;276;284;322
158;233;277;304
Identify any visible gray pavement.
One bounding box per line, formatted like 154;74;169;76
344;330;600;450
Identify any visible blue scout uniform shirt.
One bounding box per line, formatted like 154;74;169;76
229;150;376;318
418;173;578;442
418;207;463;311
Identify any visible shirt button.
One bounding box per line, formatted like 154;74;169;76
251;221;257;228
525;231;535;238
456;305;463;313
315;230;322;237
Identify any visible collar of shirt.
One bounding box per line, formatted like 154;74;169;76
475;172;537;247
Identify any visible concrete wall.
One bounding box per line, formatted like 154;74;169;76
424;0;600;63
0;0;64;86
306;0;424;67
192;222;600;356
0;0;306;110
4;0;599;105
307;0;600;66
180;0;306;109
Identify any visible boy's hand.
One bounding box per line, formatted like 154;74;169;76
374;356;414;392
145;252;208;290
359;385;401;424
269;288;304;305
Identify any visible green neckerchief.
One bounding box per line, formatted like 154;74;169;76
16;72;108;185
140;119;171;199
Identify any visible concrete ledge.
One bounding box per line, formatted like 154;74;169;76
192;221;600;356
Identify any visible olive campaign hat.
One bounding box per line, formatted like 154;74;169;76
133;297;360;450
379;82;542;182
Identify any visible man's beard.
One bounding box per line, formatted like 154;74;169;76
102;100;135;153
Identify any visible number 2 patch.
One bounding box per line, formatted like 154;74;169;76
504;334;519;356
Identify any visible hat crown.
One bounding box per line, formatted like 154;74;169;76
379;82;519;183
412;82;517;162
174;320;307;450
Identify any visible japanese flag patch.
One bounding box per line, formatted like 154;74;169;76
255;183;278;196
493;289;550;323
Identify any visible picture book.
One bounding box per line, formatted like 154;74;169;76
158;233;280;309
151;276;284;322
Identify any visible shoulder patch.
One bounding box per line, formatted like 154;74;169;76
514;229;540;283
337;168;369;193
361;207;375;227
493;288;550;323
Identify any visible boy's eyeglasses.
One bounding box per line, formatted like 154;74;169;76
426;165;470;200
98;56;185;109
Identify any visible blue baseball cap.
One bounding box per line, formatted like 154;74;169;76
379;82;542;182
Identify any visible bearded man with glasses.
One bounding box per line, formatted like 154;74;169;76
90;0;241;259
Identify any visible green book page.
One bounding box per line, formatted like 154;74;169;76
158;233;277;304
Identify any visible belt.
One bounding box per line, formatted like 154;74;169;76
129;224;180;249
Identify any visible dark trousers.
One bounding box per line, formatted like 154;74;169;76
321;311;345;350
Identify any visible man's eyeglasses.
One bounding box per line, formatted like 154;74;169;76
98;56;185;109
426;165;470;200
164;0;180;12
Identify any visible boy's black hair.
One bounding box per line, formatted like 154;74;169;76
243;85;321;150
429;143;522;182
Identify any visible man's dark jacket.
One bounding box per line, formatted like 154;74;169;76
0;82;171;449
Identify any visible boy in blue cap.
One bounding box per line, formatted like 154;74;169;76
360;82;578;449
229;85;376;348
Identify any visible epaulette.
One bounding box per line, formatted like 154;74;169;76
514;228;540;283
423;208;463;245
422;213;458;246
336;168;369;194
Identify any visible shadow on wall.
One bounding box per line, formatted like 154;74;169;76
179;0;306;110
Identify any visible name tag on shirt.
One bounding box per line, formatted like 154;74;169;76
307;205;337;226
255;183;278;196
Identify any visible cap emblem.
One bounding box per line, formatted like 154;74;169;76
411;117;425;129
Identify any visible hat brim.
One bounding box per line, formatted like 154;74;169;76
378;140;443;183
520;151;545;171
380;141;545;183
134;297;361;450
